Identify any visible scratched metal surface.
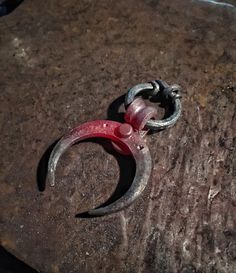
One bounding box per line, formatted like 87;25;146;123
0;0;236;272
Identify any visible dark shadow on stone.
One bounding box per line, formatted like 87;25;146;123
76;138;135;218
106;94;126;123
147;0;160;9
149;92;174;119
37;139;60;192
0;0;24;16
0;246;38;273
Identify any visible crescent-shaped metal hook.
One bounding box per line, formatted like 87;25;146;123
47;120;152;216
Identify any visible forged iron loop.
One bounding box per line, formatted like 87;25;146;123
125;80;182;131
125;83;155;108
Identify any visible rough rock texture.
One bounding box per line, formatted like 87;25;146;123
0;0;236;272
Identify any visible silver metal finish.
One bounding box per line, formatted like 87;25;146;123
47;120;152;216
125;83;155;106
125;80;182;130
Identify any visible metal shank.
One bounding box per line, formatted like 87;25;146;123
47;120;152;216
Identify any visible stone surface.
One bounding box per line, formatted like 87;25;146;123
0;0;236;272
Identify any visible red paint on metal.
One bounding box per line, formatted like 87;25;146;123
124;97;157;132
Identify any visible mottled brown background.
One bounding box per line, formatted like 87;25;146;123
0;0;236;272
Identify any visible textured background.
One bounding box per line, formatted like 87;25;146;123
0;0;236;272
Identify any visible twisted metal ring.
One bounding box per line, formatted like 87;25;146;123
124;80;182;130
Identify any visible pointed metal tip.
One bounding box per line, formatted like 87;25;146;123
88;208;107;216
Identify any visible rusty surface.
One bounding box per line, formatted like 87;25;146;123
0;0;236;272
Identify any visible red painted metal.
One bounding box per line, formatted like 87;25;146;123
125;97;157;132
48;97;158;215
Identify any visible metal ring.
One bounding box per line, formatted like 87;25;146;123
125;80;182;130
125;83;155;107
